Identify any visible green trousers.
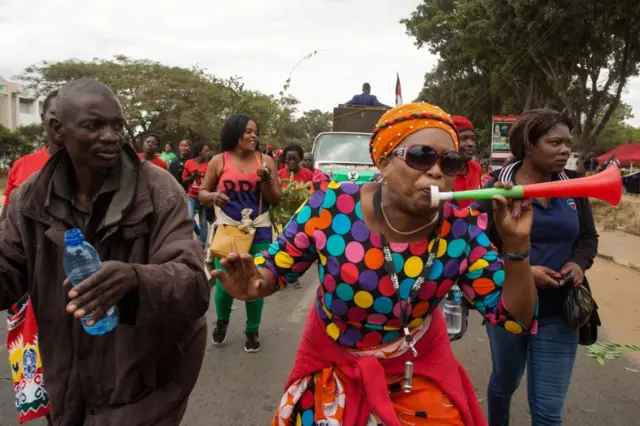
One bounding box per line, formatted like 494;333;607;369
213;240;270;333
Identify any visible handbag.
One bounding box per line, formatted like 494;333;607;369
209;153;264;260
576;278;601;346
7;295;51;423
562;284;594;331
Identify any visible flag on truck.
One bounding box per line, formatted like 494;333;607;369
395;73;403;106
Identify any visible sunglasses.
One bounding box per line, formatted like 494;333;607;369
392;145;465;176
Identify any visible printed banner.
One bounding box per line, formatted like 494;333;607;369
491;115;519;152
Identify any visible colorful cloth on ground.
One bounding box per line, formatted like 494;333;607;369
182;159;209;198
137;153;168;169
271;303;486;426
217;151;272;244
7;296;50;423
369;103;460;167
256;181;537;350
278;167;313;187
4;147;50;205
453;159;483;208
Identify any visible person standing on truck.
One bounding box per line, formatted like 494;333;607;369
345;82;390;108
450;116;482;208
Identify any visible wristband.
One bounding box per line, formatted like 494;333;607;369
501;250;530;262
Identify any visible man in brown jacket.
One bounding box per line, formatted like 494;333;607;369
0;78;210;425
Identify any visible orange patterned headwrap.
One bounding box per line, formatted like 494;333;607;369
369;102;459;167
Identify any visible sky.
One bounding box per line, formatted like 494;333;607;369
2;0;640;126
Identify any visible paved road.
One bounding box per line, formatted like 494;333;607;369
0;259;638;425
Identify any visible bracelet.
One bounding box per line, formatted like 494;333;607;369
501;250;530;262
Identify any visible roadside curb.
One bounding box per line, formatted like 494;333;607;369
596;253;640;272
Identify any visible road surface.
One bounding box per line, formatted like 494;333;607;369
0;258;638;425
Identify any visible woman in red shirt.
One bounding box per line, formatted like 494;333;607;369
183;143;212;244
138;134;168;169
278;144;313;187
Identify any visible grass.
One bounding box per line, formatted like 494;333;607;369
591;194;640;237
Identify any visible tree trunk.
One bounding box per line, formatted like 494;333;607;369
523;75;535;112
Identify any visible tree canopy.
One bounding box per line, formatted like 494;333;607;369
403;0;640;153
597;102;640;154
0;124;45;170
15;55;331;152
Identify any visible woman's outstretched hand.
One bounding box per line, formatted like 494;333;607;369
492;181;533;248
210;253;270;300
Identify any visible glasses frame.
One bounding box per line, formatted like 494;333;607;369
391;145;465;176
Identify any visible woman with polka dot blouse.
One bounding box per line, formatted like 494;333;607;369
212;103;538;426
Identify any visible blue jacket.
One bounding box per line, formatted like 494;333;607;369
346;93;389;108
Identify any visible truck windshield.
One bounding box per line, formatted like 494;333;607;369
314;133;373;165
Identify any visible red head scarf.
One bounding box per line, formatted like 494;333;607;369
450;116;474;132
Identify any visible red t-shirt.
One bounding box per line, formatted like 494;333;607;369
452;159;482;209
278;167;313;188
182;159;209;198
4;147;50;205
138;153;168;170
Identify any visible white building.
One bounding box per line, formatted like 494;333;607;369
0;76;43;130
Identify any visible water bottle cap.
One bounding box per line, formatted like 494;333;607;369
64;228;85;246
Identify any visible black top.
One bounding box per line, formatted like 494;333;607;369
168;154;194;192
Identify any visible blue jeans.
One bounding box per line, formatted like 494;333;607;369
188;196;208;245
486;315;579;426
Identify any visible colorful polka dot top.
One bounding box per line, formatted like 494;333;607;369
255;181;537;349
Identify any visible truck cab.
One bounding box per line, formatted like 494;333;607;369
309;105;388;184
311;132;380;184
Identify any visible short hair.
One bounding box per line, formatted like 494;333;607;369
142;133;160;144
191;142;209;158
164;142;173;148
282;143;304;162
508;108;573;161
220;113;254;152
42;90;59;115
56;78;117;123
363;82;371;92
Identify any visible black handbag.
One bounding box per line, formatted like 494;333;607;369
574;278;601;346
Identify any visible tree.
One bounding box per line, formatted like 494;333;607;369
17;56;238;148
403;0;640;152
15;56;332;154
295;110;333;144
596;102;640;154
15;124;45;148
0;124;43;170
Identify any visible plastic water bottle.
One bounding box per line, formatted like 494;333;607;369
443;284;463;335
63;229;119;335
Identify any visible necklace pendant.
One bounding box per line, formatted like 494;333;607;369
403;327;419;357
403;360;414;393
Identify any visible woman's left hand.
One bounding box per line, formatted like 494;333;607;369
560;261;584;287
492;181;533;249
